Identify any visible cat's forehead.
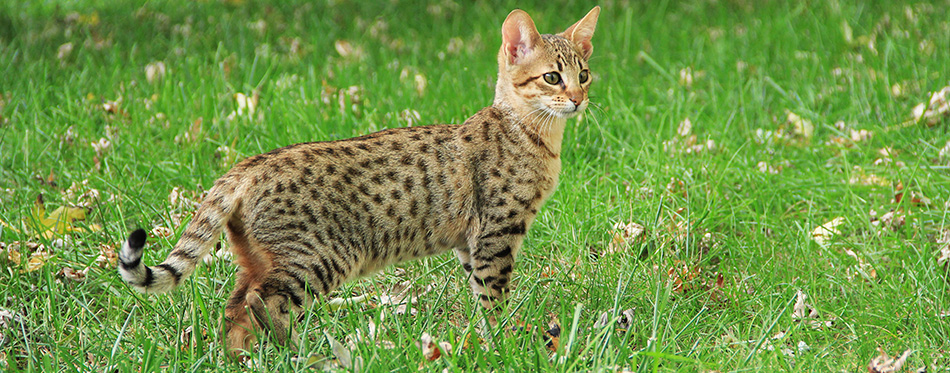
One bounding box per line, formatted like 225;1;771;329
539;34;587;69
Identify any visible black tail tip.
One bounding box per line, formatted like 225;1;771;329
128;229;148;249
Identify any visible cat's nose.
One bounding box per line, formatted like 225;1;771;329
568;95;582;107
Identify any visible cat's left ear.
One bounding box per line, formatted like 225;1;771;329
561;6;601;60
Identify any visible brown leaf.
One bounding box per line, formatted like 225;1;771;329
606;221;646;254
868;348;912;373
418;332;441;361
58;267;87;282
95;243;117;268
151;226;173;238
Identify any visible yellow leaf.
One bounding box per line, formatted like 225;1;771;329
27;194;100;239
25;250;53;272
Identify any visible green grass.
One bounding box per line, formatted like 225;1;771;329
2;0;950;371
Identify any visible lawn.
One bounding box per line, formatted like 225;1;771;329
1;0;949;371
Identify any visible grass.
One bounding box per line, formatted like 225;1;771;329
1;0;949;371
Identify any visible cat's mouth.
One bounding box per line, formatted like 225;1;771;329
549;103;586;118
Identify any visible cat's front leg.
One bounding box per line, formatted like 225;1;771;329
466;231;523;328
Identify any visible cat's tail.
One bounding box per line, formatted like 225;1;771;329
118;186;238;294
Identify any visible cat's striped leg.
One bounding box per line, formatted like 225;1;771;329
467;230;523;328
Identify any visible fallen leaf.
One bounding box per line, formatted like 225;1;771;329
58;266;87;282
326;332;361;371
145;61;166;83
871;210;905;231
95;243;117;268
28;195;100;239
936;229;950;274
0;308;24;330
811;217;845;248
606;221;646;254
57;42;74;62
25;247;53;272
215;145;241;168
234;92;258;117
594;308;636;331
414;74;427;96
844;248;878;281
849;166;890;186
911;85;950;126
418;332;441;361
785;110;814;141
792;290;818;320
868;348;913;373
90;138;112;157
334;40;365;60
617;308;636;330
151;226;173;238
174;117;203;144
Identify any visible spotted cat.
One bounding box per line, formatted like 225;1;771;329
119;6;600;356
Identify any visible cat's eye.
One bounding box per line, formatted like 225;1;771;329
579;70;589;83
542;72;561;85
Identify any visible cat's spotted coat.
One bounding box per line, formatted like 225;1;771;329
119;6;600;356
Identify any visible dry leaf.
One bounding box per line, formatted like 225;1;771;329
59;267;87;282
811;217;845;248
28;195;100;239
791;290;834;329
785;110;815;140
791;290;818;320
911;85;950;126
757;160;789;174
871;210;905;231
937;229;950;274
91;138;111;157
145;61;166;83
25;247;53;272
844;248;878;281
326;332;362;371
668;261;702;293
607;221;646;254
175;117;203;144
215;145;241;168
414;74;427;96
418;332;441;361
57;42;74;61
95;243;117;268
849;166;890;186
334;40;365;60
662;118;716;155
151;226;173;238
0;308;23;330
234;92;258;117
594;308;636;331
868;348;913;373
677;117;693;136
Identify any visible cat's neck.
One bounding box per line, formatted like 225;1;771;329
492;86;567;156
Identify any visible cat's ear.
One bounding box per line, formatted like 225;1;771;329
561;6;601;60
501;9;542;66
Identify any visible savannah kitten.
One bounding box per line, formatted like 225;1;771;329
119;7;600;356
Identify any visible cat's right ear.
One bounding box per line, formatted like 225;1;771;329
501;9;542;66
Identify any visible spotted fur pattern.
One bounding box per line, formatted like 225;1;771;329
118;6;600;356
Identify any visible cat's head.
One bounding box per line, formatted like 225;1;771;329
494;6;600;121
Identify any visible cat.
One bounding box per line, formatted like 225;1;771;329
119;6;600;357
